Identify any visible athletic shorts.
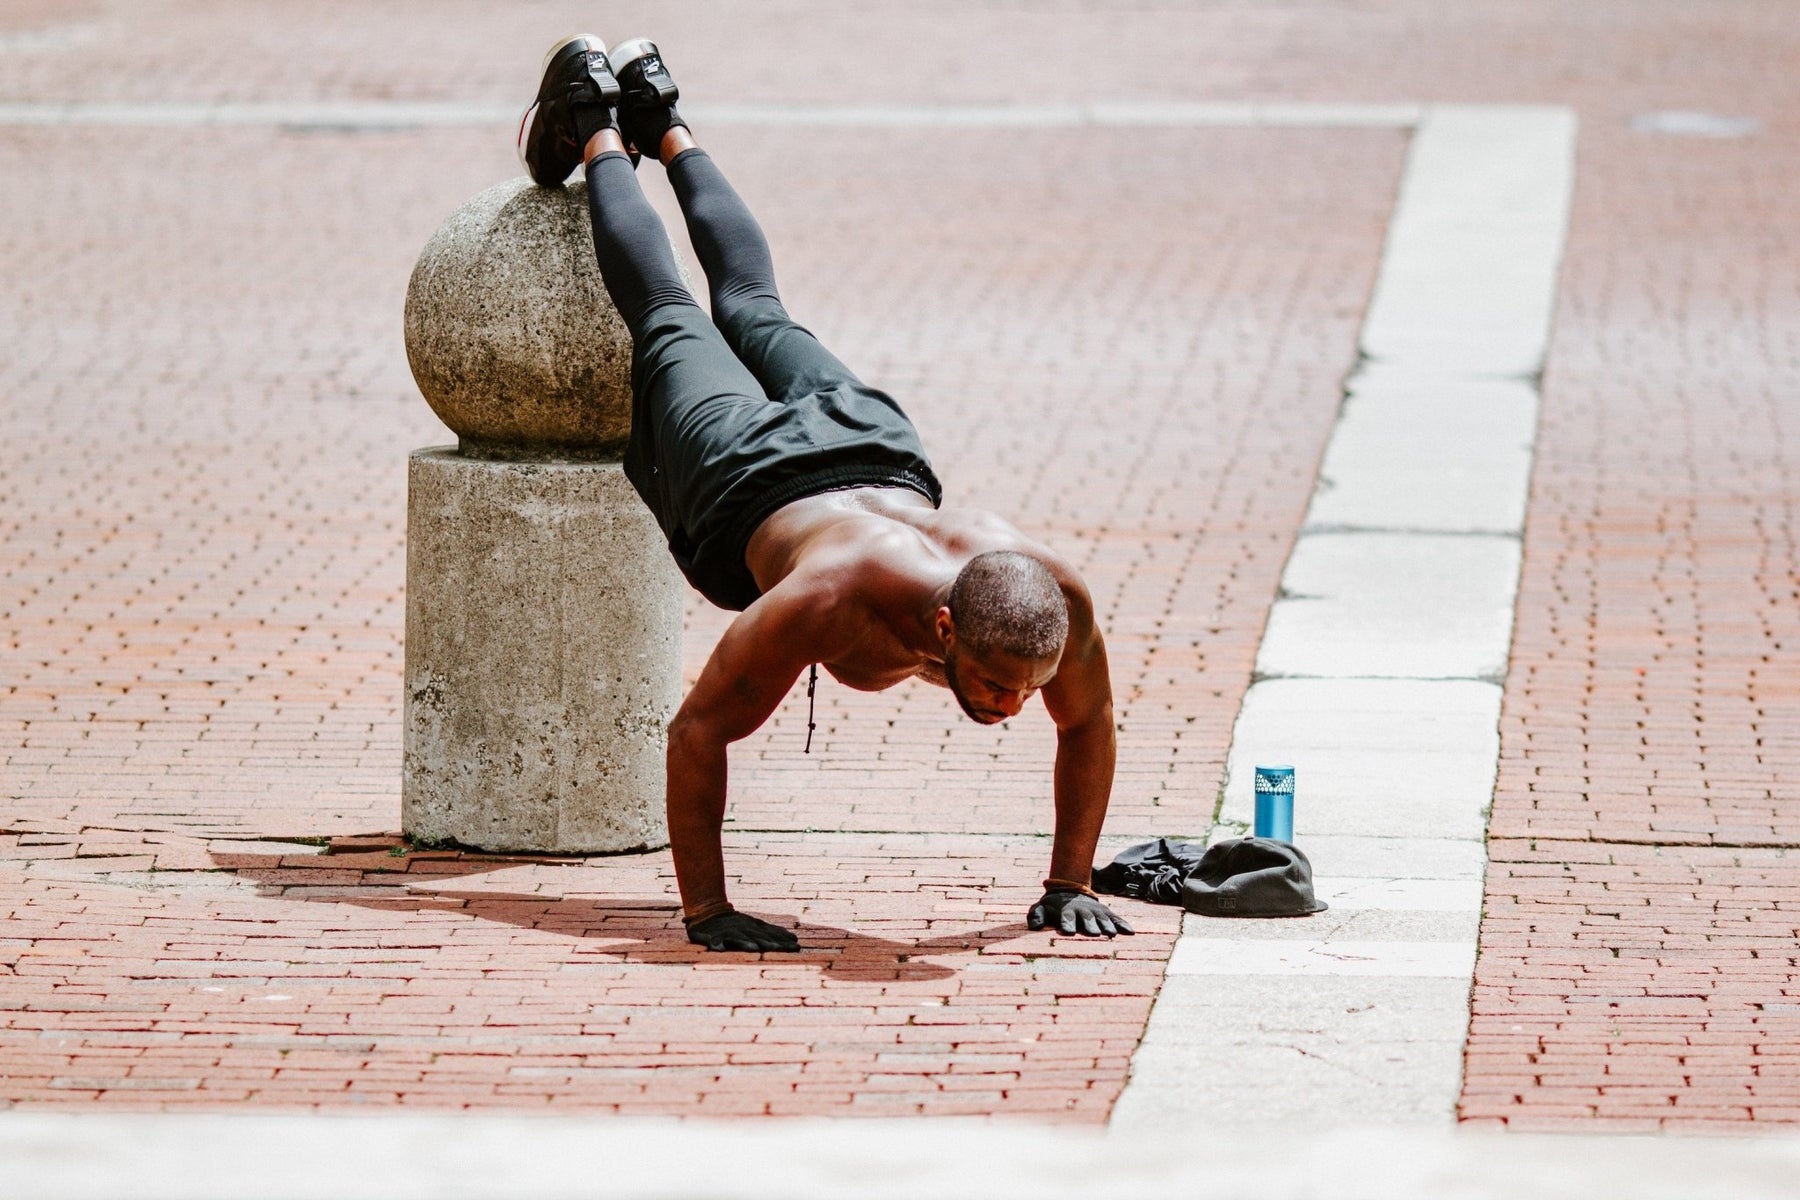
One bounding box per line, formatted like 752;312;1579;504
622;297;942;611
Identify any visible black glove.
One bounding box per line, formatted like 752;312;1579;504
1028;889;1136;937
685;908;800;953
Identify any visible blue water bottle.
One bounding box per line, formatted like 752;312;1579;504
1254;764;1295;842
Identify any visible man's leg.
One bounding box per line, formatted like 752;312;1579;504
579;129;777;600
659;137;779;326
580;132;701;335
662;138;870;404
582;128;768;434
607;39;867;404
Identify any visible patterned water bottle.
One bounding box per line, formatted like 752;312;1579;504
1253;764;1295;842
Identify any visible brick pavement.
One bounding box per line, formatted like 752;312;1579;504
11;0;1796;1133
0;832;1175;1114
0;6;1402;1116
1467;841;1800;1129
1459;97;1800;1130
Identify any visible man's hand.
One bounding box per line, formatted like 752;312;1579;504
1028;889;1135;938
685;908;801;953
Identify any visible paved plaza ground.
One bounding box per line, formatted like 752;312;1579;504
3;0;1800;1191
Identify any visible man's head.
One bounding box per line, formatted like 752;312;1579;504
935;551;1069;725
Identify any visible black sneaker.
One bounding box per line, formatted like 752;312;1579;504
608;37;688;162
517;34;632;186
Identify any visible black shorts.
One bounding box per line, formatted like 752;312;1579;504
622;297;942;611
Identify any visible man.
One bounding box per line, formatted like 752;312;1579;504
519;35;1134;951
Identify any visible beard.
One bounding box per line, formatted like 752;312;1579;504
944;648;1006;725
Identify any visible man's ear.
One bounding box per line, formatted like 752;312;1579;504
934;607;955;648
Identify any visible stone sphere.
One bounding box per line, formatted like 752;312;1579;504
404;176;656;458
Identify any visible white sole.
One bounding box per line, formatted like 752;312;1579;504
541;32;598;72
607;36;656;72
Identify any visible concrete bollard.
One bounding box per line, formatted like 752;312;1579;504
400;177;681;853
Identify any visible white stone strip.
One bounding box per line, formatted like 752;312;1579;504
1254;544;1521;681
1305;377;1540;536
1114;105;1576;1130
1219;680;1501;839
694;101;1427;129
1317;876;1484;912
1168;938;1477;977
0;99;1424;130
8;1112;1800;1200
1360;104;1578;378
1117;973;1477;1126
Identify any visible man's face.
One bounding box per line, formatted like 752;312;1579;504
944;644;1060;725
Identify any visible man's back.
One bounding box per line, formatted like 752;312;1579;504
744;485;1073;692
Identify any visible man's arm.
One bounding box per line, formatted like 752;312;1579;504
665;577;847;947
1038;576;1132;936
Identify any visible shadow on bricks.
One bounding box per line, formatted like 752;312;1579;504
210;839;1035;982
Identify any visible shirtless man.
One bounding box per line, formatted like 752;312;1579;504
520;35;1134;951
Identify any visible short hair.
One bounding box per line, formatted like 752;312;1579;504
947;551;1069;661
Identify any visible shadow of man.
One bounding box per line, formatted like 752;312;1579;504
212;835;1033;983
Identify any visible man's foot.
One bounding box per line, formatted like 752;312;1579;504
517;34;631;186
608;37;689;162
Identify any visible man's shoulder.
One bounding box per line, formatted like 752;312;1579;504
933;507;1083;582
791;515;940;596
845;506;1071;586
780;502;1084;600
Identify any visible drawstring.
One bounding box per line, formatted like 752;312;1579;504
804;663;818;754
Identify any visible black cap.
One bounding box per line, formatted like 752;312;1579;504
1180;837;1328;918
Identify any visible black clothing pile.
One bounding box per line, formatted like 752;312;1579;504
1091;836;1328;918
1089;837;1207;905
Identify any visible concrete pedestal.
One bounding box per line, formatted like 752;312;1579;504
402;448;679;853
